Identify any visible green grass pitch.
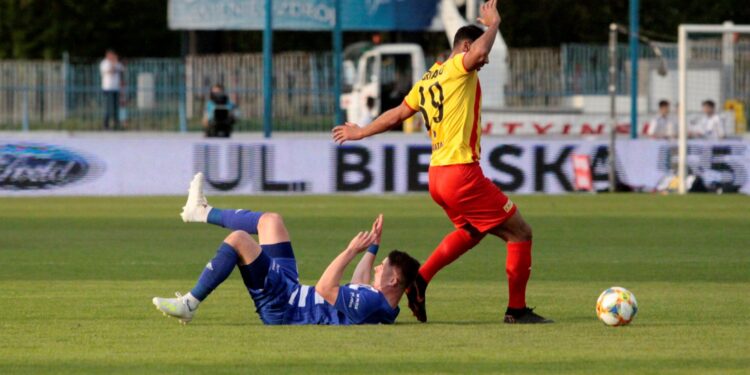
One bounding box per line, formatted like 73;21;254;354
0;194;748;374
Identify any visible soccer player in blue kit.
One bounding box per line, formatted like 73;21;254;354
152;173;420;325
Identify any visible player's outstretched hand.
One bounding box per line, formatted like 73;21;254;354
346;230;377;254
371;214;383;245
477;0;501;27
332;122;364;145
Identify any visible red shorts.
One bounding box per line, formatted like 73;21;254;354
428;162;517;233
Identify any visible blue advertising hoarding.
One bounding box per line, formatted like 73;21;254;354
168;0;439;31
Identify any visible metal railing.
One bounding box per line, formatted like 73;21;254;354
186;53;335;132
0;53;336;132
505;47;563;107
1;43;748;132
0;61;66;130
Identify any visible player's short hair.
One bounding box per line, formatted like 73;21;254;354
387;250;420;289
702;100;715;109
658;100;670;108
453;25;485;49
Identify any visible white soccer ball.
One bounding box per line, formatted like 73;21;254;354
596;286;638;326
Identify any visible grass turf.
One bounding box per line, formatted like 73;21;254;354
0;194;748;374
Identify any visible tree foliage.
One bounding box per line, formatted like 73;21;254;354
1;0;749;59
0;0;179;59
502;0;750;46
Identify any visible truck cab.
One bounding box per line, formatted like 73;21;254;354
340;44;427;127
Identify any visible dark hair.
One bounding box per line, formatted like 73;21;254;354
387;250;420;289
658;100;670;108
453;25;484;49
366;96;376;109
702;100;715;109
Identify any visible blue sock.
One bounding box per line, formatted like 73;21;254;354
190;243;239;301
207;208;264;234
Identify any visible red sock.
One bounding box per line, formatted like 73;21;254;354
506;241;532;309
419;229;485;283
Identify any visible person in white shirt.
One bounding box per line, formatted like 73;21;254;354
100;49;124;130
695;100;725;140
647;100;676;139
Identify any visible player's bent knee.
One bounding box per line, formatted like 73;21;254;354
225;230;261;264
259;212;284;228
225;230;252;247
506;218;533;243
257;212;291;245
521;222;533;242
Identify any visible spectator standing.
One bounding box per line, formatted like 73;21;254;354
100;50;124;130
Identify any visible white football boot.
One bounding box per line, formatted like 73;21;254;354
180;172;211;223
152;292;198;325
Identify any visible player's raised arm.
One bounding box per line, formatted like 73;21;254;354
463;0;501;72
315;230;377;304
332;102;416;145
350;214;383;284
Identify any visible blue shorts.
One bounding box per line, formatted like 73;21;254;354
239;242;299;325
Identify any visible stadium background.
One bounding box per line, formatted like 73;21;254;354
2;0;750;195
0;1;749;374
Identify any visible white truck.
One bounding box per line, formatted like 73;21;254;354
339;0;508;127
340;44;427;128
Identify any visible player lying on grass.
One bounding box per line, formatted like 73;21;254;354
152;173;420;325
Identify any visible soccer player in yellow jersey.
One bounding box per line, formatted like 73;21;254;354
332;0;551;324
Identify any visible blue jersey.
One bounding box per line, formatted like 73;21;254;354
244;247;399;325
284;284;399;325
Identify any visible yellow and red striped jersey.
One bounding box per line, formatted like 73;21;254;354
404;53;482;167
